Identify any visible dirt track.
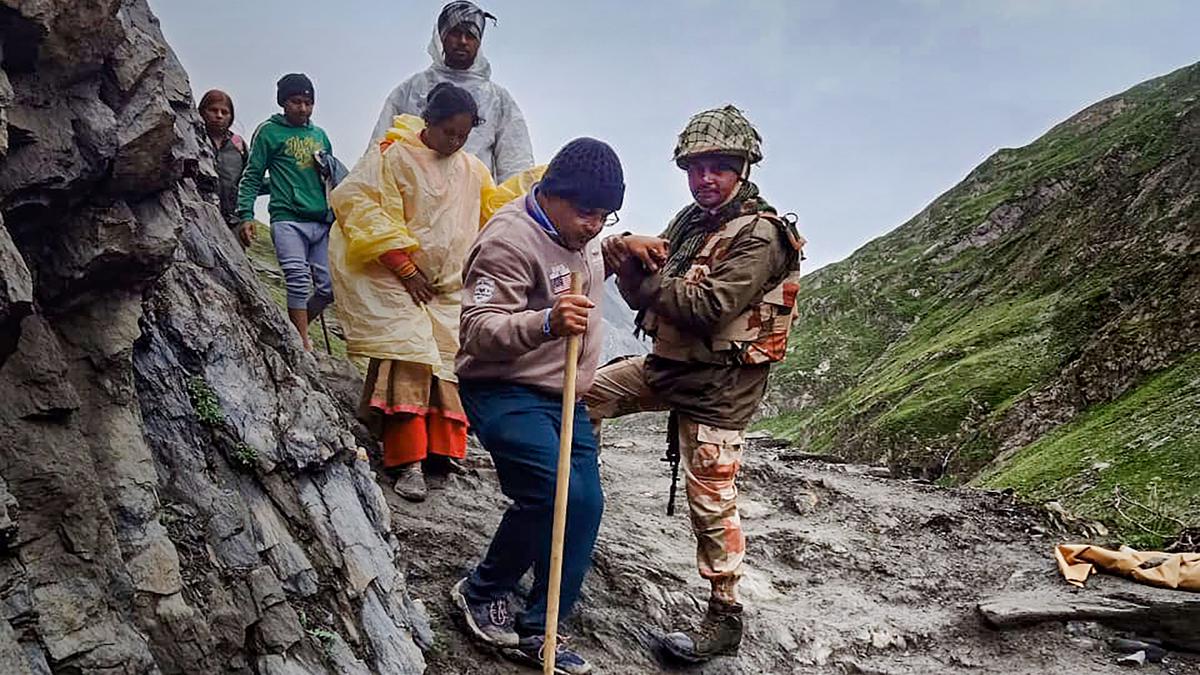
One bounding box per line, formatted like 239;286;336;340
380;413;1200;674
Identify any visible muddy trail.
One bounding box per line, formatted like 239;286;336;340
377;413;1199;674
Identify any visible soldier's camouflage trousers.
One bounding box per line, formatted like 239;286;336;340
585;356;746;606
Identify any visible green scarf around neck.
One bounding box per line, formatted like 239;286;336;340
633;180;774;337
661;180;773;277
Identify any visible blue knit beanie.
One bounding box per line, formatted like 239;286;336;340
540;138;625;212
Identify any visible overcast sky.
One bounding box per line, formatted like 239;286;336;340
150;0;1200;271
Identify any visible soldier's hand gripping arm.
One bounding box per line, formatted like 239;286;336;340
602;234;669;275
603;234;670;308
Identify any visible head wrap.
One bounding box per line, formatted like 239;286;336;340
437;1;496;40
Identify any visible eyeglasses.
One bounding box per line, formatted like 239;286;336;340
575;207;620;228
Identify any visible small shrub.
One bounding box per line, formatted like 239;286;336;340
299;613;340;656
231;442;258;469
186;377;223;425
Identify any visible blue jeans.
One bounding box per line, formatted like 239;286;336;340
460;381;604;637
271;220;333;314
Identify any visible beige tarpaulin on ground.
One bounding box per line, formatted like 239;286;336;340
1055;544;1200;592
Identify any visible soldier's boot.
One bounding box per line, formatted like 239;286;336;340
661;599;743;663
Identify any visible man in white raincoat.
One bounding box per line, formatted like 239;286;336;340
367;1;534;183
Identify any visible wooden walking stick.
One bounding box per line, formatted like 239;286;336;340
543;273;583;674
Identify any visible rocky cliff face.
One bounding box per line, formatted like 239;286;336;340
0;2;428;672
765;63;1200;543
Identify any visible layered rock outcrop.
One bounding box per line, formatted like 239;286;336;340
0;2;426;672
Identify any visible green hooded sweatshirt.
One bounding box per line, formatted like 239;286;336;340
236;114;333;224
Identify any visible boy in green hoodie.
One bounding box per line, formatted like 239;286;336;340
237;73;335;350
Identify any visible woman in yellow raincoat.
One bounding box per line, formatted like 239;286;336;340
329;83;539;500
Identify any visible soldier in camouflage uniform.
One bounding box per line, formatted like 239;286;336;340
587;106;805;663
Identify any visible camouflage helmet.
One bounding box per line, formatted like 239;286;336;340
673;105;763;168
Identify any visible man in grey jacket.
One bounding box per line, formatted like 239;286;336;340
367;1;534;182
450;138;624;675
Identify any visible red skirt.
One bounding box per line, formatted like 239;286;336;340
358;360;467;468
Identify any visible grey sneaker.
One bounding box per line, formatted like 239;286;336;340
392;463;427;502
503;634;592;674
450;578;519;647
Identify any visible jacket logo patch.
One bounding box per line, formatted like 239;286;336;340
473;277;496;303
549;264;572;295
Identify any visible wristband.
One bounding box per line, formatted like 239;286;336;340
543;308;553;337
380;249;419;279
379;249;412;270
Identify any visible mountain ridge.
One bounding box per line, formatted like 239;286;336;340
764;61;1200;544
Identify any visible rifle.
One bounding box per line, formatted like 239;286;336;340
664;411;680;516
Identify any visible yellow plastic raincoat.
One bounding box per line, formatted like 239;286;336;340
329;114;542;379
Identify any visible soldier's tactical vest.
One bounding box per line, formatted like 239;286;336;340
644;213;806;366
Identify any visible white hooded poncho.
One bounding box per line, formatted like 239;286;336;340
368;30;534;183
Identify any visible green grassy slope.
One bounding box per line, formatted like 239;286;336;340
976;349;1200;548
763;62;1200;542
